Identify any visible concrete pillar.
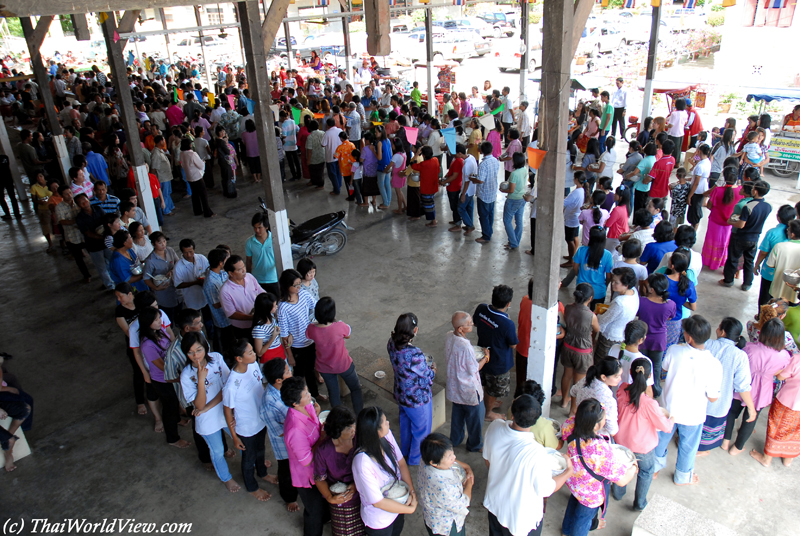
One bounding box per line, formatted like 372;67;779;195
519;0;530;101
100;10;160;232
0;120;28;201
425;8;434;118
527;0;574;418
238;0;293;272
195;7;215;92
641;6;662;121
284;22;293;72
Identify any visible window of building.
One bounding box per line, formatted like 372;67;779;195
742;0;796;27
207;7;225;24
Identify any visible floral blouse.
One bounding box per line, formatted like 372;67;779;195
562;417;627;508
387;339;435;408
569;379;619;437
417;464;470;535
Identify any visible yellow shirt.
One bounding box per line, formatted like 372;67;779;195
30;184;52;213
504;409;561;449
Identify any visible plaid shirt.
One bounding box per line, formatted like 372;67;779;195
163;334;189;407
476;155;501;203
55;201;83;244
260;384;289;460
203;269;231;328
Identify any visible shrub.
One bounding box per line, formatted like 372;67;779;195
707;12;725;26
529;12;542;24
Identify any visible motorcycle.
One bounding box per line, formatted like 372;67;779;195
258;197;353;259
622;115;640;143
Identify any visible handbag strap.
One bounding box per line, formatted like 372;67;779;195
567;434;610;485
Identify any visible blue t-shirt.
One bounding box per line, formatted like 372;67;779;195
109;249;147;292
640;240;677;274
473;303;518;376
759;223;788;281
573;246;614;300
666;276;697;320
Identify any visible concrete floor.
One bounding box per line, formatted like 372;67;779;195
2;163;799;536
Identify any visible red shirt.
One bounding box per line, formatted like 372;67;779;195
127;168;161;199
647;155;675;198
446;157;464;192
517;296;564;358
605;205;629;239
412;158;441;195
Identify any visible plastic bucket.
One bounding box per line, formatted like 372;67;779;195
527;147;547;169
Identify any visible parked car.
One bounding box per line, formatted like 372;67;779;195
394;29;471;62
433;18;494;39
477;12;515;38
576;25;627;57
498;29;543;72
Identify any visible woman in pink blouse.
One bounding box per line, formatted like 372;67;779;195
282;377;329;536
562;399;637;535
723;318;790;456
751;351;800;467
612;359;673;511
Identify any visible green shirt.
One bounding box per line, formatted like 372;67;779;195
600;102;613;131
731;196;753;235
507;167;527;200
410;88;422;106
633;155;656;192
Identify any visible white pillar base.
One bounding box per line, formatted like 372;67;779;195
53;134;71;181
132;165;160;233
642;78;654;127
527;302;560;418
268;208;294;271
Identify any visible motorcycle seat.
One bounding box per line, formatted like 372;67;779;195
291;212;343;243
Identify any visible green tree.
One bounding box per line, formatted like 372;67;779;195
6;18;23;37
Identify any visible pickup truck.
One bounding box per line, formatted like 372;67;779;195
268;36;318;63
476;12;516;38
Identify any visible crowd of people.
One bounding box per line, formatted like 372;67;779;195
3;53;800;536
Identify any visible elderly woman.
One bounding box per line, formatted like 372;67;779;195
143;231;182;319
388;313;436;466
352;406;417;536
179;137;214;218
282;377;329;536
313;406;366;536
109;230;147;292
417;433;474;536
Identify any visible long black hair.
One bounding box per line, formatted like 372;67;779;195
570;398;605;441
646;273;670;302
586;226;607;269
278;268;302;302
585;137;601;160
391;313;418;349
590;190;607;224
139;306;167;348
355;406;398;479
574;283;594;305
624;358;652;412
252;292;278;327
718;317;747;349
666;248;691;297
584;357;621;388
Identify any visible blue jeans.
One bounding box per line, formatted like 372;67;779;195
161;180;175;214
450;401;485;452
598;130;609;150
377;171;392;206
181;168;192;196
399;401;432;466
320;362;364;415
562;483;609;536
458;194;474;228
88;249;114;289
654;422;703;484
201;427;233;483
641;349;665;398
611;448;655;510
326;162;342;194
503;198;526;249
477;198;495;240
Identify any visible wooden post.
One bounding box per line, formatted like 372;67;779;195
158;8;172;60
642;5;662;121
425;8;434;118
0;120;27;201
99;10;160;232
526;0;574;418
21;16;70;182
194;7;215;91
71;14;91;41
238;0;293;272
364;0;390;56
284;22;293;72
519;0;530;100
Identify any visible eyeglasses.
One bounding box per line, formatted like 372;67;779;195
292;282;302;288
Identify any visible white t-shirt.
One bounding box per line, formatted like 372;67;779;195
608;344;654;386
483;420;556;536
692;159;711;195
462;155;478;197
173;255;210;310
599;149;617;179
657;249;702;280
666;110;688;137
128;310;172;349
351;162;363;182
391;153;405;173
662;343;723;426
180;353;230;435
222;361;266;437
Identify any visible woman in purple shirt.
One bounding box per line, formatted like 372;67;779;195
360;131;380;207
387;313;436;466
637;274;677;398
314;406;366;536
352;407;417;535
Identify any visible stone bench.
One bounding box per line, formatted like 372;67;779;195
632;494;738;536
351;346;446;432
1;416;31;463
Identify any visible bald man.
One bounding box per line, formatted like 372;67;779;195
445;311;489;452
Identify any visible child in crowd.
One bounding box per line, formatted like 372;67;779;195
647;198;667;228
608;320;654;391
669;167;691;226
350;149;365;206
578;190;610;246
654;315;723;486
252;293;285;363
559;283;599;410
637;273;678;398
595;267;639;364
740;131;764;165
605;185;630;255
613;239;648;291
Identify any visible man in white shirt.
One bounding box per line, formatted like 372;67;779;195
501;86;514;146
321;119;343;195
610;77;627;138
654;315;722;486
345;102;362;144
454;145;478;234
516;101;534;149
173;238;210;318
483;395;572;536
